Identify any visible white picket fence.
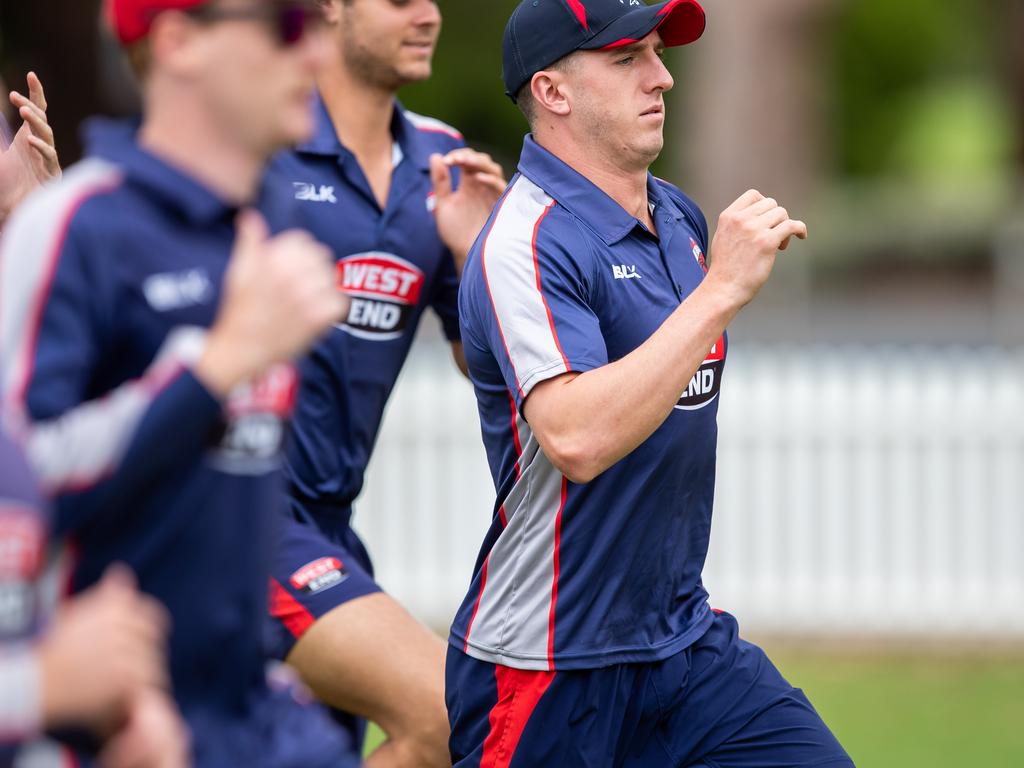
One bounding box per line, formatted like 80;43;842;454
354;342;1024;637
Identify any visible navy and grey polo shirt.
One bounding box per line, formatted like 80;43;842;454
263;96;464;527
451;136;726;671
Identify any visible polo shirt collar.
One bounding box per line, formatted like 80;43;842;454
84;118;238;225
517;135;676;245
297;92;431;172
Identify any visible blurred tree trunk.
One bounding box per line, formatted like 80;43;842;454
669;0;840;339
674;0;839;215
992;0;1024;181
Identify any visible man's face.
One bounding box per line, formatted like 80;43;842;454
336;0;441;90
189;0;330;155
562;31;674;171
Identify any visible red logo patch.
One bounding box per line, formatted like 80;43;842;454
690;238;708;273
225;363;298;419
290;557;347;594
0;507;45;579
336;253;426;341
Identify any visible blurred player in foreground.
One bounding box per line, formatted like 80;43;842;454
261;1;504;765
1;74;186;768
447;0;853;766
0;2;359;764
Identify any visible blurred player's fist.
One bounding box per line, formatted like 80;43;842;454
38;565;171;735
705;189;807;309
197;210;347;397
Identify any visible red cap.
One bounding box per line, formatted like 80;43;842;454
105;0;211;44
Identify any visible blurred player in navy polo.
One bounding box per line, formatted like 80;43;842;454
0;2;360;764
1;73;186;768
261;1;504;765
448;1;852;766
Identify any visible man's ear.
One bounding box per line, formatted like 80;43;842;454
319;0;343;26
531;70;572;119
147;10;203;78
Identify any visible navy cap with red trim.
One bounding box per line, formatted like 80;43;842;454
503;0;706;101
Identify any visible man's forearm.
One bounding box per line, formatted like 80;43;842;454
525;278;740;482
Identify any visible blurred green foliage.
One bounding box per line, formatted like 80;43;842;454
831;0;1013;183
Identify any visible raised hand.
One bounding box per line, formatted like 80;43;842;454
429;148;507;271
705;189;807;310
0;72;60;224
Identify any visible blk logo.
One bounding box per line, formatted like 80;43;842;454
612;264;642;280
294;182;337;204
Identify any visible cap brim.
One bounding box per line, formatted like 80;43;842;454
584;0;706;51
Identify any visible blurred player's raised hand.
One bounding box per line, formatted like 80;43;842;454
705;189;807;309
430;148;507;269
196;210;347;398
0;72;61;223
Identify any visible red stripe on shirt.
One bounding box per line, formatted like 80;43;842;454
480;666;556;768
268;577;316;639
463;555;489;652
530;201;569;372
547;475;567;670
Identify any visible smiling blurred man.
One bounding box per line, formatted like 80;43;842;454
447;1;852;766
261;1;505;766
0;1;359;765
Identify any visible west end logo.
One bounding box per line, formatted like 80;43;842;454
675;336;725;411
337;252;425;341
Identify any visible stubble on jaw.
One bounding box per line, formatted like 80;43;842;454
338;13;432;91
573;85;665;173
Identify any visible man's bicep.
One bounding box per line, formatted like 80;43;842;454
521;371;581;437
482;240;607;411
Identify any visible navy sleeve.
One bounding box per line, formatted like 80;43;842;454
429;250;462;343
0;200;223;537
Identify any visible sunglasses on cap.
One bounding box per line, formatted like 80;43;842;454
186;0;324;47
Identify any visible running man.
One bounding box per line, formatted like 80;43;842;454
262;1;504;765
0;1;358;764
447;1;853;766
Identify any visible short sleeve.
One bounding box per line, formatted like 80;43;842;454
470;189;607;410
429;250;461;342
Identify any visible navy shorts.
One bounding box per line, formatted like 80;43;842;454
446;610;853;768
267;497;382;660
266;500;382;750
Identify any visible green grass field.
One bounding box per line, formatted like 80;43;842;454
771;647;1024;767
364;647;1024;766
